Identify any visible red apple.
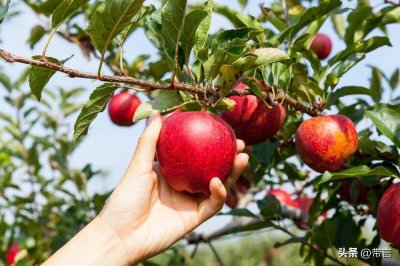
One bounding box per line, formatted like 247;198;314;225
6;243;20;265
220;81;286;146
226;190;239;208
293;197;327;219
310;33;332;60
295;115;358;173
377;183;400;248
162;108;182;123
338;179;370;204
266;188;296;207
108;91;141;126
157;111;237;194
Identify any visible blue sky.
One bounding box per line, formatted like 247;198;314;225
1;0;399;233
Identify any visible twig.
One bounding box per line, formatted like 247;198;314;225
272;223;346;266
207;241;224;266
0;49;207;95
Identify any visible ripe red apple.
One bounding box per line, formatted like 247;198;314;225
108;91;141;126
157;111;237;194
295;115;358;173
338;179;370;204
220;81;286;146
6;243;20;265
310;33;332;60
226;190;239;208
266;188;296;207
293;197;327;218
377;183;400;248
162;108;182;123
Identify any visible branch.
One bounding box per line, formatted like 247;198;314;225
0;49;320;116
0;49;208;95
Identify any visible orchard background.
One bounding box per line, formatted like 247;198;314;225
0;0;400;265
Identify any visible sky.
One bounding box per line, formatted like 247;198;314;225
1;0;399;234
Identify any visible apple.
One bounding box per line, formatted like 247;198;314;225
225;190;239;208
310;33;332;60
157;111;237;194
338;179;370;204
377;183;400;248
108;91;141;126
295;115;358;173
6;243;20;265
220;81;286;146
162;108;182;123
266;188;296;207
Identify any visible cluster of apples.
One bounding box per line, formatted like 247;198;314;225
105;33;400;249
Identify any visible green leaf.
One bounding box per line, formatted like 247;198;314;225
161;0;187;62
232;48;289;72
389;68;399;90
51;0;88;29
331;14;346;39
193;1;213;57
73;83;117;143
312;220;338;249
380;6;400;25
277;0;342;42
120;5;156;44
326;86;371;107
144;10;164;49
320;165;396;183
219;208;258;218
27;25;47;49
213;4;242;27
0;0;10;24
29;56;61;101
204;48;240;80
330;53;365;80
365;104;400;148
329;36;391;66
88;0;144;56
180;9;208;64
133;91;194;122
370;66;383;102
0;71;12;91
258;196;280;220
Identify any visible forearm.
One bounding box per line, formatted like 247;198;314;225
42;217;131;266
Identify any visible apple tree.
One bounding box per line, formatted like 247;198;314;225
0;0;400;265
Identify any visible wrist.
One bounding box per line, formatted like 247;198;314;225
43;217;131;266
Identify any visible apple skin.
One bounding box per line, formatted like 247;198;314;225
6;243;20;265
157;111;237;194
295;115;358;173
338;179;370;204
108;91;141;126
162;109;182;123
220;81;286;146
266;189;296;207
377;183;400;248
310;33;332;60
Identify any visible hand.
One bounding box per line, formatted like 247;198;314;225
43;112;249;266
97;112;249;265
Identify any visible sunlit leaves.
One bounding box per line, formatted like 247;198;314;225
51;0;88;29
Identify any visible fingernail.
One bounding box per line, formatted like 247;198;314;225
148;112;159;125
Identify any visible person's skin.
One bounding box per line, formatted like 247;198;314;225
43;112;249;266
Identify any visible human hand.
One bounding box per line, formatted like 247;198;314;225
96;112;249;265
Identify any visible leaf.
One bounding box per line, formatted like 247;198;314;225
213;4;243;27
389;68;399;90
312;220;338;249
257;196;280;220
51;0;88;29
277;0;342;42
193;0;213;57
27;25;47;49
326;86;371;106
29;56;61;101
320;165;396;183
203;48;240;80
232;48;289;72
369;66;383;102
0;0;10;24
87;0;144;56
133;91;194;122
144;10;164;49
330;53;365;79
365;104;400;148
180;9;208;64
73;83;117;143
329;36;391;66
218;208;258;218
161;0;187;61
380;6;400;25
120;5;156;44
331;14;346;39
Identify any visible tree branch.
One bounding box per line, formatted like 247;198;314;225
0;49;207;95
0;49;320;116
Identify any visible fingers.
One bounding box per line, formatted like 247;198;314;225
126;112;162;175
236;139;245;153
224;153;249;190
197;178;226;223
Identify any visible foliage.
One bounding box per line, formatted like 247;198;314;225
0;0;400;265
